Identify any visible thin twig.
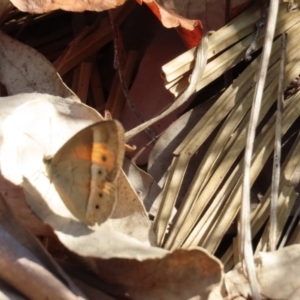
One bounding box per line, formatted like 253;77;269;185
108;10;157;141
269;32;286;251
240;1;279;299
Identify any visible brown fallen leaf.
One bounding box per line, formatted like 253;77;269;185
137;0;202;48
9;0;127;13
138;0;253;48
139;0;198;31
142;0;253;31
92;247;224;300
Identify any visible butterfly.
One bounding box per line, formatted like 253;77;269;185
43;120;125;225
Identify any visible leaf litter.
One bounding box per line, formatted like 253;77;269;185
0;0;300;299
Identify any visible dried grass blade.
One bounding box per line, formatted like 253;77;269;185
183;66;280;249
162;2;262;83
223;111;300;268
192;24;300;254
240;1;279;297
169;6;300;98
269;32;286;251
204;89;300;253
164;45;281;251
152;156;180;246
255;186;297;253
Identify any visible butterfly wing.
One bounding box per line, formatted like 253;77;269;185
45;120;125;225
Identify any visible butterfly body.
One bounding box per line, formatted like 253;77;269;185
44;120;125;225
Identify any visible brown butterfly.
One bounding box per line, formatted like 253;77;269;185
44;120;125;225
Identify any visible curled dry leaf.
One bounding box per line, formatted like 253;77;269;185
139;0;199;31
9;0;127;13
225;245;300;300
136;0;202;48
110;170;156;244
91;247;224;300
0;94;155;257
138;0;252;48
0;193;87;300
0;31;76;99
24;170;163;260
140;0;252;31
123;157;162;214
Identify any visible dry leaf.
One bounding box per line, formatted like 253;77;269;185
9;0;127;13
110;170;156;244
139;0;198;31
0;94;101;236
225;245;300;299
0;94;224;299
0;31;75;99
0;94;62;236
122;157;165;218
0;94;156;254
141;0;252;31
92;247;224;300
138;0;252;48
123;157;161;212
